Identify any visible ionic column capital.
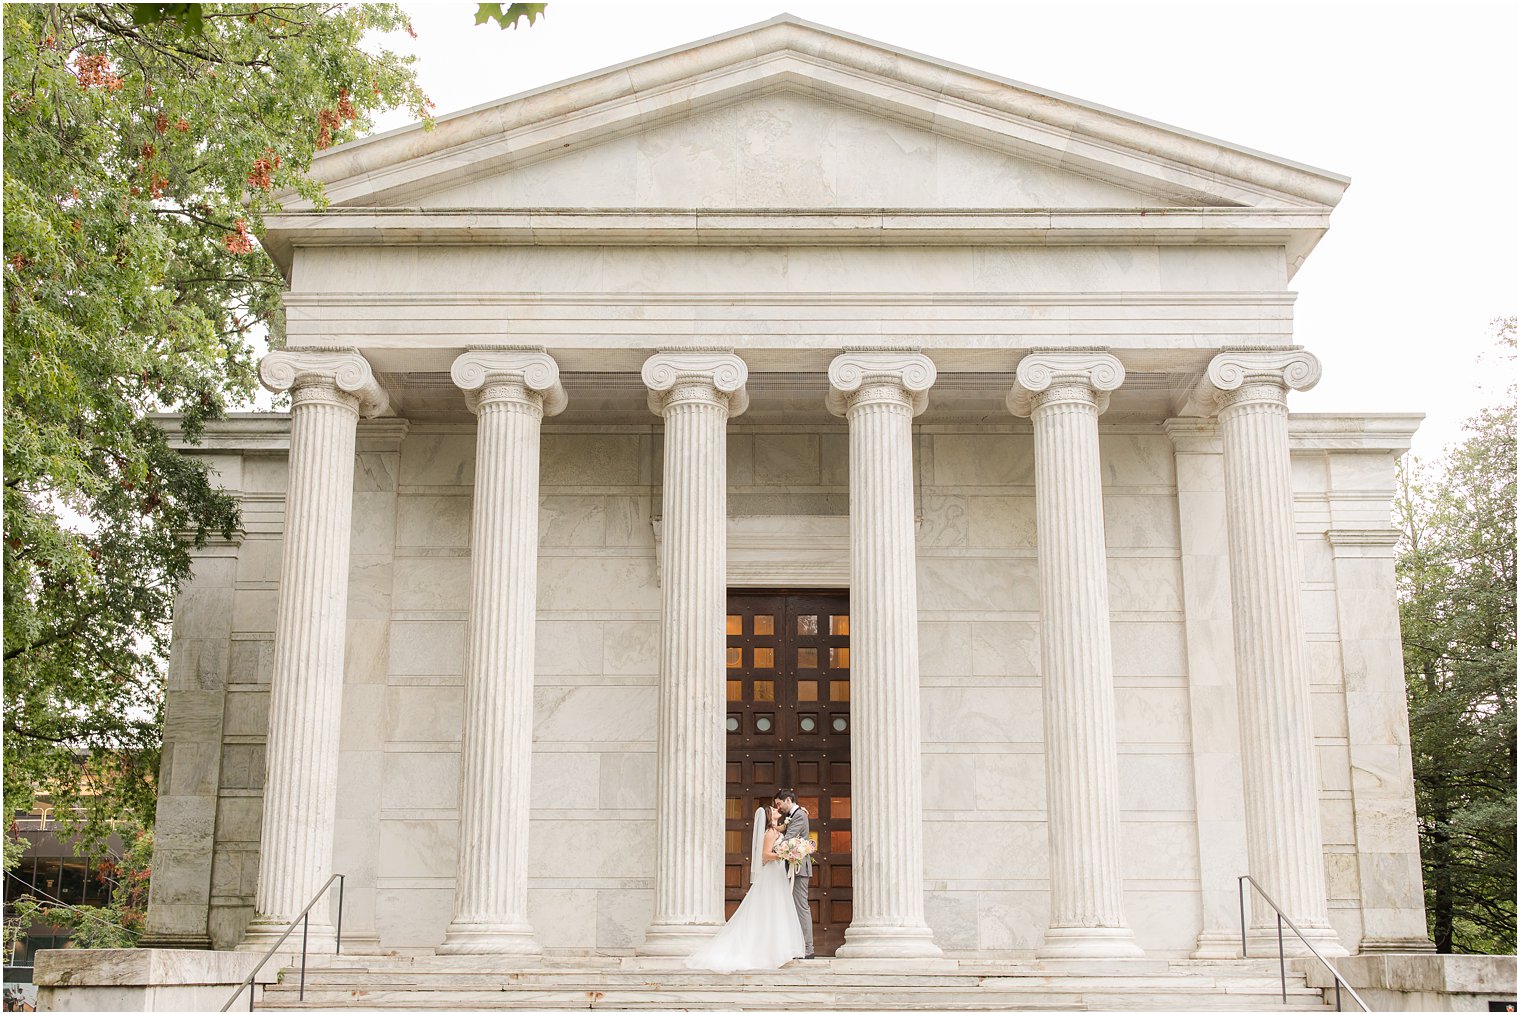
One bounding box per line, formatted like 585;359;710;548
451;348;568;416
1007;351;1125;417
258;349;390;417
641;352;749;417
1180;348;1322;417
825;351;936;417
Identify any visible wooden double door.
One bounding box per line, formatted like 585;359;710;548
724;591;852;956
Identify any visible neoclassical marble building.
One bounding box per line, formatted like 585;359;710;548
142;16;1432;961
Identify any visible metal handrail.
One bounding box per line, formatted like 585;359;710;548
222;873;345;1011
1238;875;1368;1012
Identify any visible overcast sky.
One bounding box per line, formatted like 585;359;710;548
363;1;1518;458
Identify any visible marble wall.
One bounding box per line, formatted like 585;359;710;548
913;425;1196;955
159;413;1422;958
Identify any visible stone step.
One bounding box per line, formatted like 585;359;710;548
252;958;1333;1011
255;977;1330;1010
256;988;1330;1011
281;972;1320;992
284;956;1290;977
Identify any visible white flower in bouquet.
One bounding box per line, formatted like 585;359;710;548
774;835;816;874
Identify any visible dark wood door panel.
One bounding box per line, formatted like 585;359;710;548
725;590;852;956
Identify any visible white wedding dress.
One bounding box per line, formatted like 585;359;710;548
684;809;806;972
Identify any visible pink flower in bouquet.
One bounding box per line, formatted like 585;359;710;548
774;836;816;867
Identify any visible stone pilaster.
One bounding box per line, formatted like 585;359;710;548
1326;526;1434;953
1164;419;1252;959
141;531;243;950
242;350;389;952
638;352;748;955
827;352;942;959
1186;349;1346;957
1009;352;1142;959
438;350;566;955
332;418;410;956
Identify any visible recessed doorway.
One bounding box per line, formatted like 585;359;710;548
724;590;852;956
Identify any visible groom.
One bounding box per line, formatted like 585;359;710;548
772;788;815;960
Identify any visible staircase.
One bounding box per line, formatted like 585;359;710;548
252;956;1333;1010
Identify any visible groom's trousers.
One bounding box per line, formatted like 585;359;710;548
792;872;813;956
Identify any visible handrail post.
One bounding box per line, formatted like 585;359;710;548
220;872;347;1012
299;913;309;1002
1277;914;1286;1003
1238;876;1248;958
1237;874;1370;1013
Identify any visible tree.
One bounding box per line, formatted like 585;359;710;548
128;2;548;32
3;4;431;847
1395;317;1517;954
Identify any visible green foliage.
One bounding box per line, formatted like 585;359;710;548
475;4;547;30
1;829;31;957
1;832;28;878
127;4;206;33
9;825;154;949
3;4;430;848
128;4;551;34
1396;317;1517;954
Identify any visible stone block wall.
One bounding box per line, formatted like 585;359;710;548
150;413;1425;957
913;425;1197;955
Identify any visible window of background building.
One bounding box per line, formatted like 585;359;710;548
55;860;85;907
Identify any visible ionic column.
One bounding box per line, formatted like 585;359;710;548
1184;349;1345;957
638;352;748;955
243;350;389;952
439;350;567;955
827;352;942;959
1009;351;1143;959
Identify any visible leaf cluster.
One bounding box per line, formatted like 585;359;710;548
2;3;429;847
1396;317;1517;954
475;4;547;30
8;824;154;949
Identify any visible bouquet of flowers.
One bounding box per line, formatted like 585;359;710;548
774;835;817;878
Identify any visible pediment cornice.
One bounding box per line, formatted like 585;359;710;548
261;206;1330;270
279;15;1347;215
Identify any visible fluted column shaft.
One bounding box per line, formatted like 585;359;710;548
440;350;566;955
1190;349;1344;957
828;353;941;959
1010;352;1141;959
639;353;748;955
244;350;388;951
1219;386;1340;948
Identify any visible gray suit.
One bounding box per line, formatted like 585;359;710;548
781;806;814;956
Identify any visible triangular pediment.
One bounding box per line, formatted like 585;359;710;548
284;15;1347;215
409;89;1188;211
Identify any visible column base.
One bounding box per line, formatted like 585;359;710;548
1192;929;1244;960
1357;935;1436;953
238;915;336;957
1246;924;1347;959
637;922;721;956
438;920;543;956
1038;926;1145;959
835;924;943;959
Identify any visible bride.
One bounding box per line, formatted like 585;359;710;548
685;805;806;972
